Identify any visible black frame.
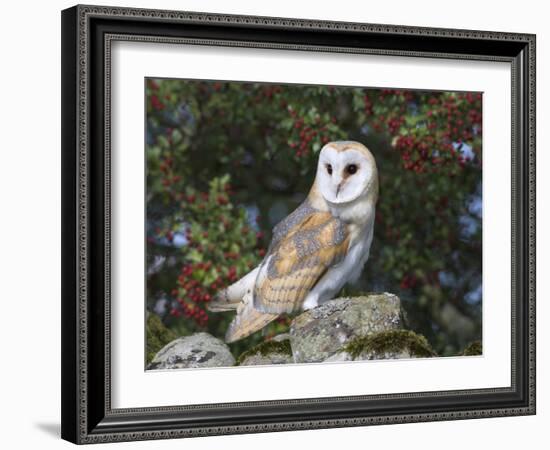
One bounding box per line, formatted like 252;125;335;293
61;4;536;444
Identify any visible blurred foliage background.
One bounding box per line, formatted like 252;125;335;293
145;78;482;359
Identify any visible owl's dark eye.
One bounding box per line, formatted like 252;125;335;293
346;164;358;175
326;164;333;175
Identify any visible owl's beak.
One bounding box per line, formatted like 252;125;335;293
336;182;343;198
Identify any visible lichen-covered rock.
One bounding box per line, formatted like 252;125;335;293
325;330;436;362
147;332;235;370
290;293;404;363
237;340;293;366
271;333;291;342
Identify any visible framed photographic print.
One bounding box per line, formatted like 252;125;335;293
61;4;536;444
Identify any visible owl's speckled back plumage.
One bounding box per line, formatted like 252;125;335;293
253;205;350;314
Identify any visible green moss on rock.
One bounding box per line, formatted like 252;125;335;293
343;330;436;359
237;339;292;366
146;313;177;364
462;340;482;356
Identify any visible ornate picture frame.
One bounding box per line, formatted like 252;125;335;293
61;4;536;444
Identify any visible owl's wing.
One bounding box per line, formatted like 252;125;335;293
253;210;350;314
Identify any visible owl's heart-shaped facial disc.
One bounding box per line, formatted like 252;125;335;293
316;142;376;204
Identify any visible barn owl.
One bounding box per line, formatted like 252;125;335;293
208;141;379;343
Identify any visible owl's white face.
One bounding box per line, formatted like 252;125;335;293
316;144;375;204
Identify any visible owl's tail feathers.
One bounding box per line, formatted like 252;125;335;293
207;266;260;312
206;266;276;342
225;299;279;343
207;289;240;312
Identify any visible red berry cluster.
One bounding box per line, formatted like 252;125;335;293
394;135;434;173
171;257;254;326
147;80;174;111
377;88;414;101
150;94;165;111
387;116;405;135
364;93;374;116
159;154;183;187
172;262;216;326
287;108;333;158
400;270;441;292
366;90;482;173
253;85;283;103
400;274;418;290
